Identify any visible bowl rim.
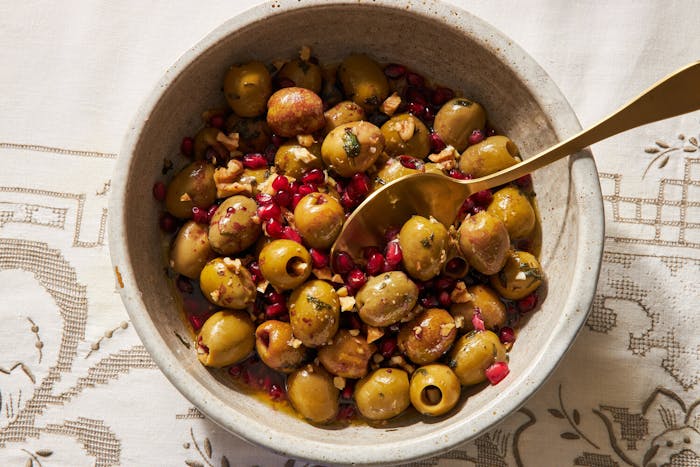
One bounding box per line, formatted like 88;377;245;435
109;0;604;464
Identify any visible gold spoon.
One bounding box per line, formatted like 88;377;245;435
332;61;700;261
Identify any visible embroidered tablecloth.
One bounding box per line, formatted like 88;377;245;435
1;1;698;466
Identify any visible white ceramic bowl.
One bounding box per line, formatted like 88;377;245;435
109;0;604;464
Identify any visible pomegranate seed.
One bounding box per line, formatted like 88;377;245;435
206;204;219;221
346;268;367;290
256;192;274;205
384;240;403;267
274;190;292;208
291;193;303;209
348;314;363;330
180;136;194;157
407;101;426;117
332;251;355;274
210;115;225;129
265;290;286;304
337;405;355;421
362;246;381;259
429;132;446;153
447;168;468;180
269;383;286;401
248;261;263;283
434;276;455;291
281;226;302;243
289;181;302;194
265;218;284;238
485;361;510;385
340;191;357;210
384;63;406;79
468;129;485;146
384;226;401;242
265;302;287;319
341;383;355;400
415;280;432;293
298;183;315;196
229;365;242;377
301;168;325;185
406;71;425;87
347;173;371;200
380;337;397;358
271;134;284;147
309;248;329;269
242;153;268;169
159;212;177;233
472;308;486;331
382;259;399;272
420;295;439;308
486;126;498;137
405;87;428;106
518;293;538;313
438;290;452;307
366;252;384;276
189;314;205;331
152;181;166;201
272;175;290;192
176;275;194;294
471;190;493;208
397;155;424;171
277;77;295;88
431;86;455;106
257;203;281;221
422;106;436;123
499;327;516;344
515;174;533;189
192;206;209;224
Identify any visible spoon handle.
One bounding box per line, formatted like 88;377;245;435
466;61;700;193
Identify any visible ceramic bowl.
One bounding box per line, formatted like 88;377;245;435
109;0;604;464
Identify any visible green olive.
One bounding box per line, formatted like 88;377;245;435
208;195;261;255
423;162;446;175
433;97;486;152
258;239;312;290
487;186;536;239
399;215;449;281
293;193;345;249
266;87;326;137
197;310;255;368
448;330;507;386
338;54;389;113
321;121;384;177
457;211;510;275
255;320;307;373
225;115;272;154
165;161;217;219
287;364;339;424
323;100;366;134
397;308;457;365
193;127;228;161
459;136;519;178
274;142;323;178
409;364;461;416
317;329;376;379
355;271;419;327
239;167;269;195
199;257;256;309
170;221;215;279
490;250;543;300
277;58;323;94
289;279;340;347
372;157;421;190
381;113;431;159
354;368;410;421
224;61;272;117
450;284;506;331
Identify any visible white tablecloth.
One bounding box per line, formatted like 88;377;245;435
1;1;699;466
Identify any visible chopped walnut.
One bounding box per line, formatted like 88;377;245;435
393;117;415;142
366;326;385;344
256;279;270;294
287;337;303;349
223;257;242;273
348;329;361;337
429;145;459;170
413;326;423;336
440;322;456;337
214;261;227;276
179;193;191;202
450;281;471;303
330;273;344;284
372;353;384;364
312;266;333;281
296;134;315;147
339;296;356;312
515;271;527;281
214;159;247;197
454;315;465;329
380;92;401;116
256;170;280;196
299;45;312;62
216;131;240;152
336;286;349;298
209;290;220;302
333;376;346;390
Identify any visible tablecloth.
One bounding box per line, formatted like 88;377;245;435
0;1;698;466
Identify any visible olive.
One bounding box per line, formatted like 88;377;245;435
169;221;215;279
197;310;255;368
380;113;431;159
287;364;339;424
459;136;519;178
450;284;506;331
397;308;457;365
354;368;410;421
490;250;543;300
274;141;323;179
487;186;536;239
225;115;272;154
372;157;421;190
208;195;261;255
323;100;366;134
355;271;419;327
255;320;307;373
239;167;269;194
258;239;312;290
199;257;256;309
399;215;449;281
423;162;445;175
193;127;228;161
317;329;376;379
409;364;461;416
266;87;325;137
321;121;384;177
457;211;510;275
165;161;217;219
277;58;323;94
293;192;345;249
224;61;272;117
433;97;486;152
448;330;507;386
289;279;340;347
338;54;389;113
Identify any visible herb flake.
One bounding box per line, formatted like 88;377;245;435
306;294;332;311
342;129;361;159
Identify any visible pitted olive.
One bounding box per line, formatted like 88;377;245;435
170;220;215;279
338;54;389;113
266;87;325;137
490;250;543;300
208;195;261;255
321;121;384;177
459;135;519;178
199;257;256;309
317;329;376;379
224;61;272;117
398;308;457;365
293;192;345;249
225;115;272;153
255;320;307;373
355;271;419;327
165;161;217;219
381;113;431;159
287;364;339;424
372;157;421;190
399;215;449;281
433;97;486;152
487;186;536;239
354;368;410;421
457;211;510;275
193;127;228;161
409;364;461;416
258;239;312;290
197;310;255;368
450;284;506;331
448;330;507;386
323;100;366;134
277;58;323;94
289;279;340;348
274;141;323;178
